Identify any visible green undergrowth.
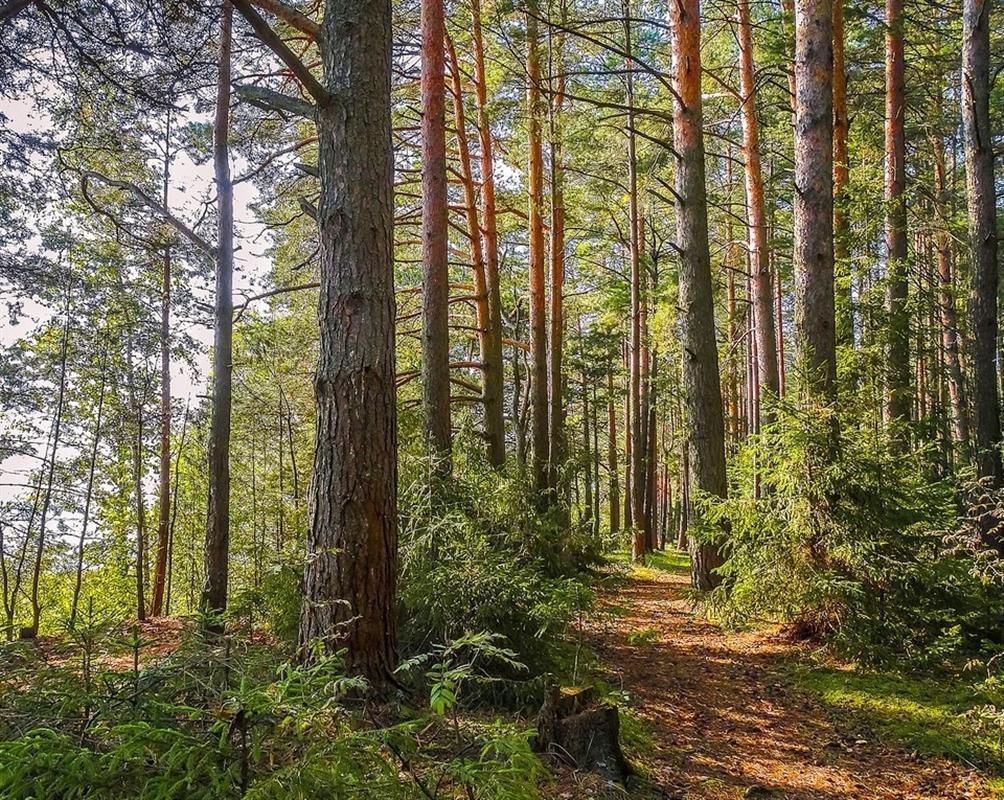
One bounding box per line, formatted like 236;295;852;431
789;662;1004;794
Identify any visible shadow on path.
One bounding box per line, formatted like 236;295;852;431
583;556;989;800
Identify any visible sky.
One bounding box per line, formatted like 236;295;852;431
0;89;275;510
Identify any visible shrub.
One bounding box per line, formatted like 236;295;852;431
704;395;1004;667
397;454;594;681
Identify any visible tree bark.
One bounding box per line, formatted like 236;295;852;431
736;0;780;406
470;0;506;466
884;0;911;431
527;0;550;499
420;0;452;463
832;0;853;347
298;0;398;687
625;1;645;561
446;37;506;468
202;0;234;623
961;0;1002;485
793;0;837;397
549;21;567;498
670;0;727;590
607;366;620;534
151;116;173;618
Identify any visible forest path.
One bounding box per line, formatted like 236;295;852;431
582;553;990;800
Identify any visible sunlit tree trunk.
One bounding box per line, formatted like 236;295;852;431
793;0;837;397
625;1;645;561
549;16;567;498
420;0;451;464
737;0;779;407
832;0;853;347
446;36;505;467
526;0;550;498
884;0;911;432
470;0;506;466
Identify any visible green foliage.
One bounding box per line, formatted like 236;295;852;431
0;622;545;800
705;396;1004;666
790;662;1004;774
398;455;594;680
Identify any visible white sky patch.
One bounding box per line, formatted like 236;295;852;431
1;91;275;510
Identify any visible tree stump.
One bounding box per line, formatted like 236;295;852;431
532;686;631;783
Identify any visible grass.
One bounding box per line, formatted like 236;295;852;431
789;662;1004;793
605;548;690;580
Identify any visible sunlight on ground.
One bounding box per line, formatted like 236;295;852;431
790;664;1004;793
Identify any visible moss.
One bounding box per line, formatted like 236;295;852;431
789;663;1004;776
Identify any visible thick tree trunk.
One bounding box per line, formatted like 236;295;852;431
670;0;727;590
202;0;234;622
298;0;398;686
962;0;1001;485
884;0;911;431
420;0;452;463
446;37;506;467
471;0;506;466
736;0;780;405
793;0;837;397
527;0;550;498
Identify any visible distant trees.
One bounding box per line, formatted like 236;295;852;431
3;0;1004;664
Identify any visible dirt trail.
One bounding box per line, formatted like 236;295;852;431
582;559;990;800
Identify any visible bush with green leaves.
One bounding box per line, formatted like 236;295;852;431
702;395;1004;667
397;454;595;680
0;621;545;800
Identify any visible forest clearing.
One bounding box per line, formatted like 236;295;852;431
1;0;1003;796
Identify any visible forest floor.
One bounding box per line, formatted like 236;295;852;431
572;551;997;800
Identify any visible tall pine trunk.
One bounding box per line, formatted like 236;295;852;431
884;0;911;431
832;0;853;346
670;0;727;590
203;0;234;622
420;0;452;463
298;0;398;686
793;0;837;397
470;0;506;466
736;0;779;405
446;36;505;468
526;0;550;499
961;0;1001;485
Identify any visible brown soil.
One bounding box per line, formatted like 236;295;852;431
573;559;992;800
